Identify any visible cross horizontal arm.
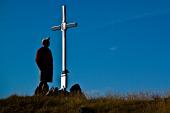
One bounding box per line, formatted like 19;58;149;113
51;25;61;31
66;22;78;28
51;22;77;31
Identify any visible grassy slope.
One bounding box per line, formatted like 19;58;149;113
1;95;170;113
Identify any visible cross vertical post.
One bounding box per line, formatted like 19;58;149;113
51;5;77;90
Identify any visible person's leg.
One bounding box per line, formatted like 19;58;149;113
41;81;49;95
43;82;49;91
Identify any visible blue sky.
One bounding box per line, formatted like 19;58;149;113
1;0;170;98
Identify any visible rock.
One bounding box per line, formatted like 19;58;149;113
46;87;58;96
70;84;82;94
58;89;70;96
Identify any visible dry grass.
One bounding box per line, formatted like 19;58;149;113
1;93;170;113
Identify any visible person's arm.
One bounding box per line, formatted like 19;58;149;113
49;50;53;68
36;49;43;70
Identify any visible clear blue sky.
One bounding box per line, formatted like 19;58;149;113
1;0;170;98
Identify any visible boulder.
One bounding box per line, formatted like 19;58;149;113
70;84;82;94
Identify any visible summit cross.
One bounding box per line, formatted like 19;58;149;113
51;5;77;90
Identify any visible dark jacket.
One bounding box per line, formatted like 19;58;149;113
36;47;53;82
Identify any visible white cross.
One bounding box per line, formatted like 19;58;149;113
51;5;77;90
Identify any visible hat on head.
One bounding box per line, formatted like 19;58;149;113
42;37;50;46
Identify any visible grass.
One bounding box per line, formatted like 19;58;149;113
1;93;170;113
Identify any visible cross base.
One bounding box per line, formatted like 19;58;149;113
60;71;68;90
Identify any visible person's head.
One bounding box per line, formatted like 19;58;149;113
42;37;50;47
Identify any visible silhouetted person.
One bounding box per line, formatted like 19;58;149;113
35;37;53;95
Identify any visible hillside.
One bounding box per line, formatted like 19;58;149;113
1;94;170;113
